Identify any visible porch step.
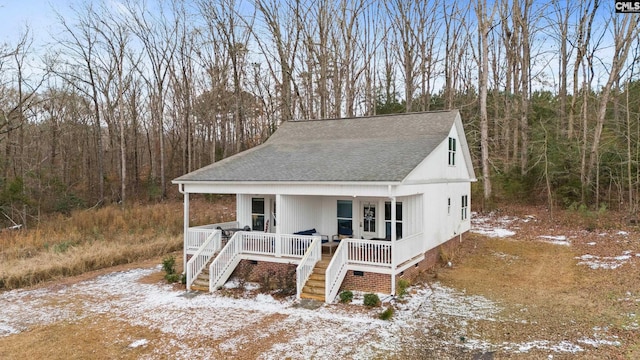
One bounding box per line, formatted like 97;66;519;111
300;256;331;302
189;257;216;292
300;293;325;302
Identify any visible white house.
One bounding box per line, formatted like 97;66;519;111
172;110;476;303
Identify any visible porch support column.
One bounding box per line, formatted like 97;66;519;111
183;189;190;274
275;194;282;257
390;194;397;296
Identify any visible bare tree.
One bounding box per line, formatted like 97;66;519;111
585;12;639;199
475;0;497;202
126;0;179;199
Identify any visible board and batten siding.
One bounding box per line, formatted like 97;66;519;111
420;181;471;250
403;118;474;184
277;195;324;234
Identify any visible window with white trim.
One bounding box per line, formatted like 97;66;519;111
448;137;456;165
447;197;451;215
385;201;403;240
252;198;265;231
461;195;468;220
337;200;353;236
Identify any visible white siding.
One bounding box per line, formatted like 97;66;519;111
404;116;475;184
236;194;251;229
402;195;423;237
278;195;324;235
420;182;471;251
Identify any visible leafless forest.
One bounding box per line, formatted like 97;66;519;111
1;0;639;227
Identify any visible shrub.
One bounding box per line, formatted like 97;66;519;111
165;273;180;283
363;293;381;307
339;290;354;303
162;255;179;283
396;279;410;298
379;306;394;320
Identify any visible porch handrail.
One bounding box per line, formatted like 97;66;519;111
295;236;321;299
186;221;239;251
346;238;392;267
209;231;243;292
325;239;350;303
186;230;222;290
281;234;317;258
190;221;239;230
393;232;424;266
241;232;277;255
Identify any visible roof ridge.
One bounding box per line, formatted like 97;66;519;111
287;109;458;123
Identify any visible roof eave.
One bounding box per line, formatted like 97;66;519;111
172;179;403;186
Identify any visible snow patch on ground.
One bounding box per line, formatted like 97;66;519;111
0;266;623;358
575;252;634;270
129;339;149;348
470;212;517;238
538;235;570;246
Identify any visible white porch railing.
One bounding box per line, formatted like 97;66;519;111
394;233;424;266
186;230;222;290
295;236;322;299
346;239;392;266
325;240;349;303
208;231;319;291
186;221;239;253
209;231;243;292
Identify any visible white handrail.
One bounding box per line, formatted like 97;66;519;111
324;240;349;303
346;239;392;267
281;234;316;258
295;236;321;299
208;231;243;292
186;221;239;252
186;230;222;290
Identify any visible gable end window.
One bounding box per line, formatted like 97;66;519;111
461;195;468;221
448;137;456;166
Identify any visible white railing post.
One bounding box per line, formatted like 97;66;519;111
183;191;189;275
275;233;282;257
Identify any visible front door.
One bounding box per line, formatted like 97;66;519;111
362;202;377;238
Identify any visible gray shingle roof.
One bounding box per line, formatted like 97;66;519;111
174;110;458;183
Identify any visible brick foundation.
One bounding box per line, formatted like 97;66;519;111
339;232;468;295
397;232;467;288
340;271;392;294
230;260;297;288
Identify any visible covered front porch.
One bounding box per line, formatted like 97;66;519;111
182;192;427;303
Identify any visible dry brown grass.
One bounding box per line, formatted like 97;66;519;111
433;206;640;359
0;316;173;360
0;196;235;290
